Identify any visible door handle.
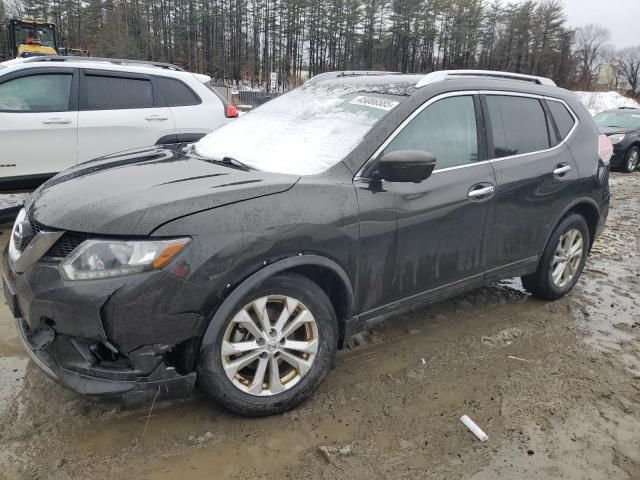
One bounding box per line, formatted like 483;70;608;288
553;164;572;176
468;185;495;199
42;118;71;125
145;115;168;121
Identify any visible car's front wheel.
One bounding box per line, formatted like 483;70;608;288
621;146;639;173
198;273;338;416
521;213;590;300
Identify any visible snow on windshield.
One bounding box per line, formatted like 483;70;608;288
195;84;404;175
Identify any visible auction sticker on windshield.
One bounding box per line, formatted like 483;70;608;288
349;95;399;111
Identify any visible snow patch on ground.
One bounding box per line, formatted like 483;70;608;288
575;91;640;115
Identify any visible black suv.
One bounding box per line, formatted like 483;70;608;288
595;107;640;173
3;70;610;416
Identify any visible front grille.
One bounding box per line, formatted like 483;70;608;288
45;233;88;259
30;219;44;235
28;217;88;260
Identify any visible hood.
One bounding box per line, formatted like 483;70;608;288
27;146;299;235
598;126;637;135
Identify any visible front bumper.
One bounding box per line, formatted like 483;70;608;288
3;247;211;403
14;316;196;402
610;144;627;168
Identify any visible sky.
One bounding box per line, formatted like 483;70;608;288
514;0;640;48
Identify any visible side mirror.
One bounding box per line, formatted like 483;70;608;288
377;150;436;183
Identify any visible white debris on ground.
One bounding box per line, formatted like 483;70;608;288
318;442;356;463
574;91;640;115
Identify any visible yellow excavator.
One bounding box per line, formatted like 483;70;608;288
2;18;58;59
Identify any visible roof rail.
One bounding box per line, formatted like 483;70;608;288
22;55;185;71
305;70;401;86
416;70;556;88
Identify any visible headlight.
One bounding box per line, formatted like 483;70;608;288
60;238;190;280
608;133;625;145
8;208;27;264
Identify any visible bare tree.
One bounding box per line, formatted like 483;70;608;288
614;46;640;96
574;24;611;87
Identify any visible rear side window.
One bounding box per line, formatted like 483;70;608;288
383;95;479;170
548;100;576;139
485;95;550;158
155;77;201;107
0;74;72;112
85;75;153;109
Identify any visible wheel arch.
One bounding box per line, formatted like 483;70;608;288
199;254;355;351
545;198;601;252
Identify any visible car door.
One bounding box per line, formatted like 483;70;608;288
0;67;78;189
481;93;579;280
354;92;496;318
77;69;176;163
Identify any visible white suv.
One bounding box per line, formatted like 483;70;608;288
0;56;237;191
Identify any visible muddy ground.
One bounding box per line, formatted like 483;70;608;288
0;172;638;480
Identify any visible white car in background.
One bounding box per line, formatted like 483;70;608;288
0;56;237;191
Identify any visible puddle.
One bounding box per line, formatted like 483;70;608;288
573;173;640;378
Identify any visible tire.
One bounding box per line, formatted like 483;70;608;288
521;213;590;300
197;273;338;416
621;146;639;173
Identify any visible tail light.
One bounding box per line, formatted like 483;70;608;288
225;104;239;118
598;134;613;165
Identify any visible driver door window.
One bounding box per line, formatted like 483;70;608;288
382;95;479;171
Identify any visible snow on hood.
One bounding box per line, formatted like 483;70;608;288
575;91;640;115
195;83;406;175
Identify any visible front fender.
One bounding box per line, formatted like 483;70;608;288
198;254;354;349
152;168;360;330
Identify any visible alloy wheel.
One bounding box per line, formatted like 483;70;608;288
551;228;584;288
221;295;319;396
627;149;639;172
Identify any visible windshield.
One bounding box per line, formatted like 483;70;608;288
595;111;640;130
15;23;55;48
195;84;405;175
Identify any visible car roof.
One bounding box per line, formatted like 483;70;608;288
306;69;561;98
0;56;206;82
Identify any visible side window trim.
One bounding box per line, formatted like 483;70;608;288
479;91;580;162
473;95;488;162
0;67;78;113
78;69;161;111
540;99;562;146
479;95;495;165
358;90;481;178
545;97;579;142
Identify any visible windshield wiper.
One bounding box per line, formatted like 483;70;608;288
218;157;253;171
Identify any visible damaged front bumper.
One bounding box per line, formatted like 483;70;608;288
14;317;196;402
3;247;211;403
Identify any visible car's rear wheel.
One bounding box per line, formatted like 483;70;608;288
521;213;589;300
198;273;338;416
622;146;639;173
